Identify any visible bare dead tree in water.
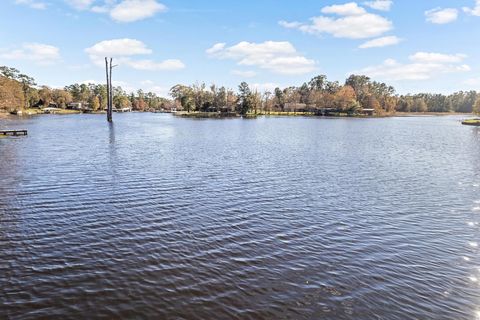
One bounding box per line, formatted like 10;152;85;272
105;57;116;122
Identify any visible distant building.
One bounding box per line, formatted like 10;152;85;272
361;108;375;116
315;108;336;116
31;99;45;108
32;100;58;109
114;107;132;112
67;102;85;110
43;107;61;114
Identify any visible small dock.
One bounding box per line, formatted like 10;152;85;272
0;130;28;136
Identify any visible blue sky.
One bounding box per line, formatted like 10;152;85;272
1;0;480;96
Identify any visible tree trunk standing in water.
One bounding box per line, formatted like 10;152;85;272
105;58;112;122
109;58;113;121
105;57;115;122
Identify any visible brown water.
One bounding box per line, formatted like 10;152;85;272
1;114;480;319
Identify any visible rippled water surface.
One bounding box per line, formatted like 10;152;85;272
1;114;480;319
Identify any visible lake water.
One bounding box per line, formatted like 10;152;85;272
1;114;480;319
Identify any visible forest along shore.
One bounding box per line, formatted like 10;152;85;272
173;111;474;119
1;65;480;117
0;110;474;120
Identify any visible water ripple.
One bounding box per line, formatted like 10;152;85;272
1;114;480;319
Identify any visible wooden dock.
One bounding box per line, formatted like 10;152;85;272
0;130;28;136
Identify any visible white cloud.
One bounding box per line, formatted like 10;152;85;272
209;41;297;60
231;70;257;77
85;38;152;56
110;0;167;22
359;35;401;48
410;52;466;63
363;0;392;11
206;41;316;75
279;2;392;39
0;43;60;65
140;81;169;96
425;8;458;24
463;0;480;16
65;0;95;10
15;0;47;9
85;38;185;71
322;2;366;16
278;21;302;29
354;52;470;81
206;43;226;55
64;0;167;22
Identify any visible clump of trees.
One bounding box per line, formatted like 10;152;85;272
0;66;36;111
169;83;238;113
169;74;480;115
1;64;479;115
61;84;173;111
169;75;399;115
0;65;174;112
396;91;480;113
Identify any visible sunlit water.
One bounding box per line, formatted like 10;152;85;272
1;114;480;319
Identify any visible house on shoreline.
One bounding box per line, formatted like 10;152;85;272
32;99;58;109
361;108;375;116
67;102;87;110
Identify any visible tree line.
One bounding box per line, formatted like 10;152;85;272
0;66;172;112
169;75;480;115
1;65;479;115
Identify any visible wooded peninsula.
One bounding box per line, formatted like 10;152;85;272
1;65;479;117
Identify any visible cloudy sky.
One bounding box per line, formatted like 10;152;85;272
1;0;480;96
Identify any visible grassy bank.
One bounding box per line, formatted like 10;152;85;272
175;111;372;118
394;112;473;117
35;109;82;115
175;111;319;118
256;111;315;116
9;109;83;115
175;111;239;118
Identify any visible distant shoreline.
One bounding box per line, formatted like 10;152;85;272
393;112;473;117
173;111;474;119
0;110;474;120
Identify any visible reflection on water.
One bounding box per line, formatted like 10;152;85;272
109;121;115;144
1;113;480;319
